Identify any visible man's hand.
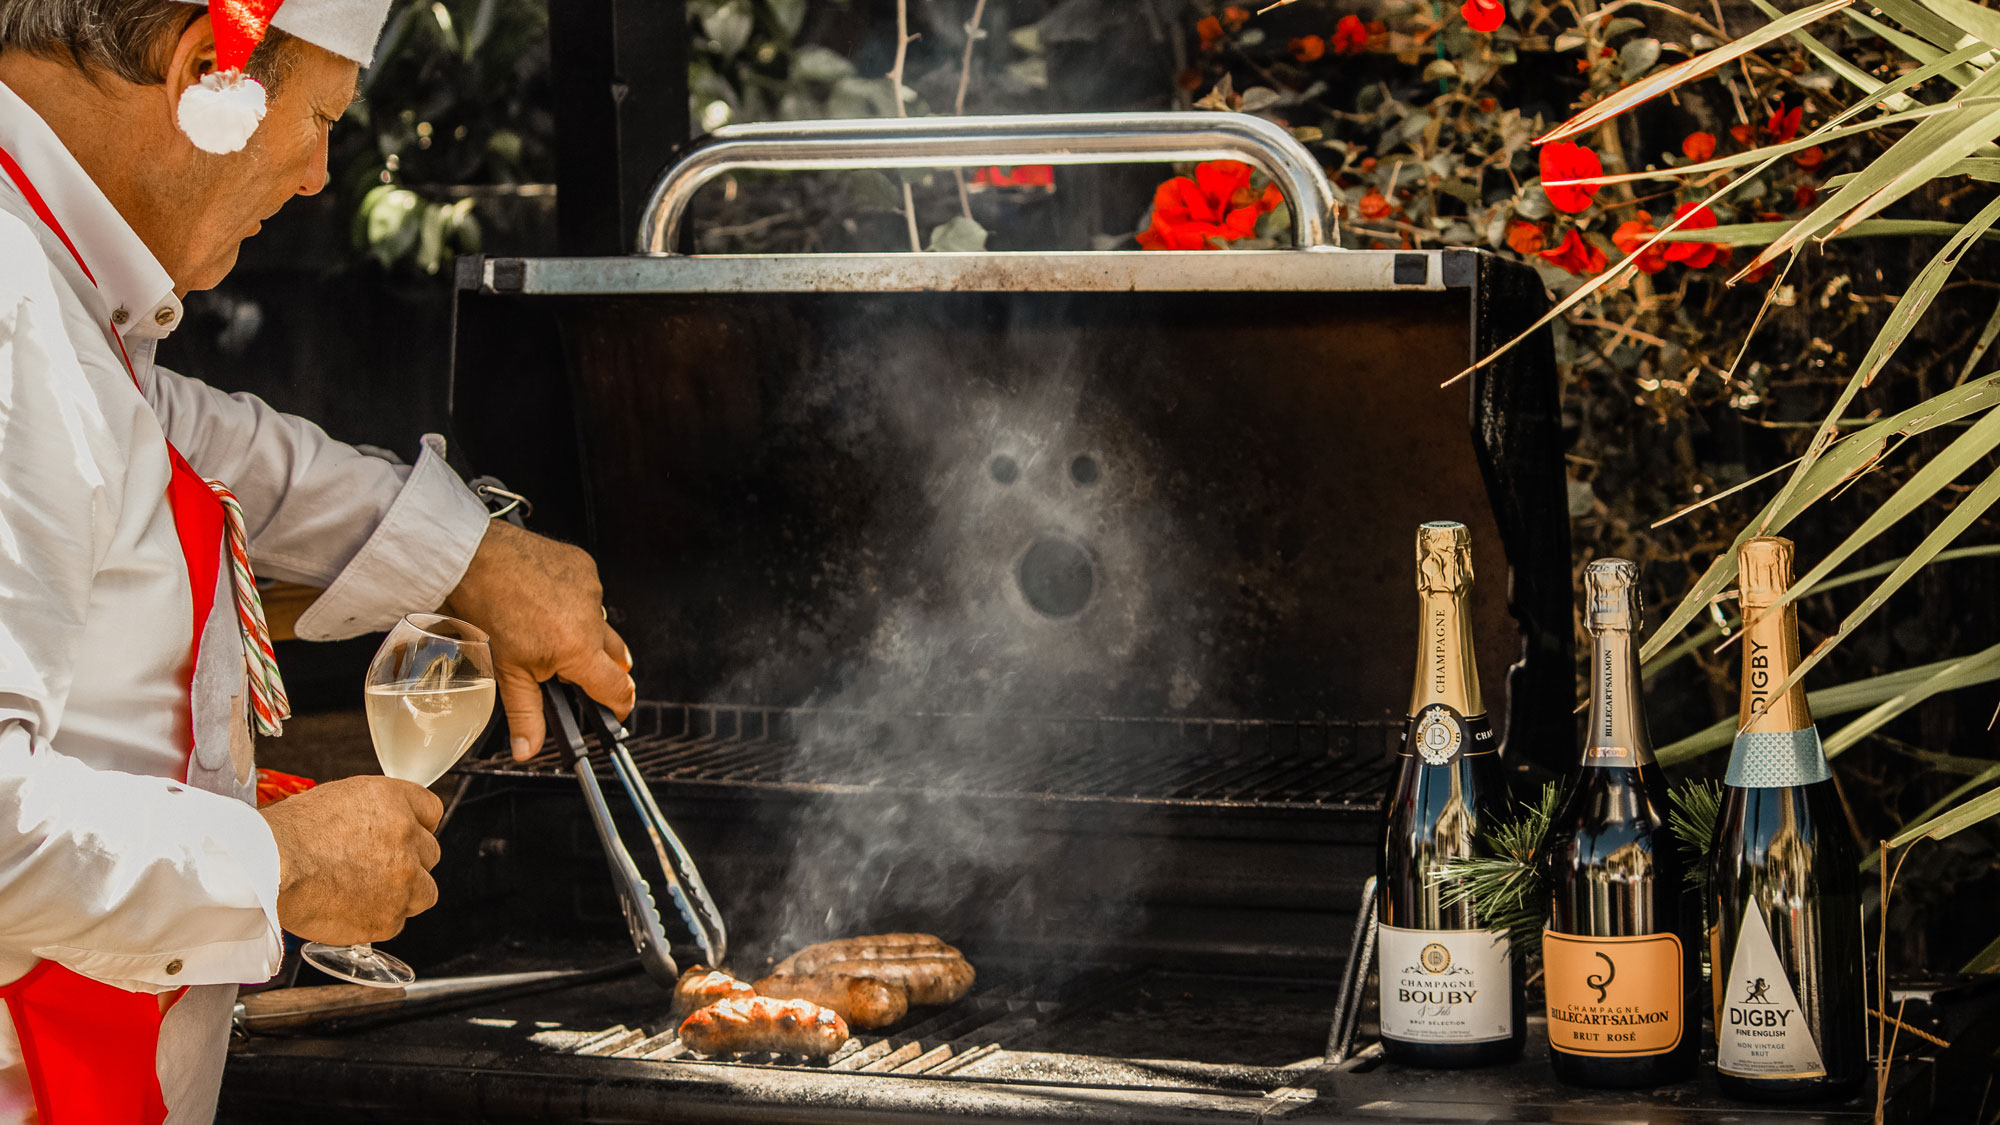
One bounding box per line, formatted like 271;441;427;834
444;520;635;760
261;777;444;944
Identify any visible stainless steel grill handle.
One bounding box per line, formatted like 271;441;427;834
638;112;1339;255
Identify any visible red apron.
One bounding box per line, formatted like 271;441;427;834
0;145;230;1124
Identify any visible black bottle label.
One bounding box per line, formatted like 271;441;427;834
1400;705;1496;763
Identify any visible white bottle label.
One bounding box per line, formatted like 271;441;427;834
1716;907;1826;1079
1377;923;1513;1043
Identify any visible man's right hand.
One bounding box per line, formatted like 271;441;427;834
260;776;444;945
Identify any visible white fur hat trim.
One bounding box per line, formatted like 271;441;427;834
172;0;395;65
177;71;269;155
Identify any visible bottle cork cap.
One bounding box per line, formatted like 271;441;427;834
1737;536;1796;607
1584;557;1641;632
1415;521;1474;595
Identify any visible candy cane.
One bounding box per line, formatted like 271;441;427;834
208;480;290;737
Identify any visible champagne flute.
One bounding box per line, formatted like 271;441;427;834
300;613;497;988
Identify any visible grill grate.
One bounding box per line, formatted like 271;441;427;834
533;968;1109;1079
461;702;1401;811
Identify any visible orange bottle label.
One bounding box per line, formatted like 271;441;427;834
1542;929;1685;1057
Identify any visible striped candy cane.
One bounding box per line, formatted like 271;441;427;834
208;480;291;738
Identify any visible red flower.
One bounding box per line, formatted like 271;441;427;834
1767;105;1803;143
1291;34;1327;62
1223;5;1251;29
1682;131;1716;162
1612;217;1669;274
1461;0;1506;32
1331;13;1369;54
973;165;1055;189
1792;145;1825;170
1506;220;1546;255
255;768;317;808
1663;202;1719;268
1198;15;1224;51
1177;67;1206;90
1538;142;1603;214
1794;183;1817;209
1538;228;1606;275
1359;188;1395;219
1729;122;1756;146
1136;160;1284;250
1742;259;1776;284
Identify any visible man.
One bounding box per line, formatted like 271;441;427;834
0;1;636;1120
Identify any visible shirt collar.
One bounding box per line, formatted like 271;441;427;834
0;78;185;340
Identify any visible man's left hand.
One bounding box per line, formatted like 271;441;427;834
444;520;635;760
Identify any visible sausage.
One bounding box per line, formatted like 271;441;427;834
752;973;909;1030
773;933;958;977
817;955;975;1007
676;997;850;1058
672;966;756;1015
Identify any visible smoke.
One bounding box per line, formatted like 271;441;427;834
737;310;1213;961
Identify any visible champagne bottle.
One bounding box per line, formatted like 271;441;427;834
1709;536;1867;1101
1377;521;1524;1067
1539;559;1698;1088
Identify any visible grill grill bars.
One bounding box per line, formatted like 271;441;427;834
538;969;1104;1079
462;702;1400;811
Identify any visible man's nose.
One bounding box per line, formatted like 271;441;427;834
299;132;331;197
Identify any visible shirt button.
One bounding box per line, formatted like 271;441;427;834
154;308;176;327
165;959;183;976
111;307;130;326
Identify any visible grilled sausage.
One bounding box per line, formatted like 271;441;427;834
752;973;909;1030
672;966;756;1015
818;955;975;1007
773;933;958;977
676;997;850;1058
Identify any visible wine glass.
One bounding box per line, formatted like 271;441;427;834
300;613;497;988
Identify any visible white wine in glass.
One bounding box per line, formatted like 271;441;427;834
301;613;495;988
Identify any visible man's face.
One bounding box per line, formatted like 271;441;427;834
163;38;359;292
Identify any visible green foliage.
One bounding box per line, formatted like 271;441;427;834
1437;782;1561;957
1668;780;1722;891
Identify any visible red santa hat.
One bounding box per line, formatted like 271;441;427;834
175;0;393;155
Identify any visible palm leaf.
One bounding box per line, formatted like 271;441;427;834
1873;0;1983;51
1640;376;2000;664
1642;545;2000;680
1919;0;2000;53
1659;218;2000;246
1964;930;2000;974
1889;783;2000;846
1657;651;2000;764
1749;0;1917;109
1537;0;1857;144
1824;641;2000;756
1959;292;2000;384
1753;451;2000;710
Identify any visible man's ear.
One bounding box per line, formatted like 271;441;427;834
161;13;218;118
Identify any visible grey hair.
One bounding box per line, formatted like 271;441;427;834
0;0;297;88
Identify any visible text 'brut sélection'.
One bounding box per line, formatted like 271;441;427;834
1539;559;1698;1089
1708;536;1867;1102
1377;521;1525;1067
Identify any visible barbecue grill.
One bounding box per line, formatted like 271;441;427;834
219;115;1996;1122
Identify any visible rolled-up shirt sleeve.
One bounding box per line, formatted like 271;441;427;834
0;285;281;992
143;365;491;640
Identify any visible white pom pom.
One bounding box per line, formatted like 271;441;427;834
176;71;268;155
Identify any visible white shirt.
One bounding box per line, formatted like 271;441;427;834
0;79;492;1121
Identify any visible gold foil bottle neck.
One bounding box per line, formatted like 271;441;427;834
1584;558;1641;634
1735;535;1811;733
1416;520;1474;596
1737;536;1796;607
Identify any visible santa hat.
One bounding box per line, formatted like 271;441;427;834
174;0;393;155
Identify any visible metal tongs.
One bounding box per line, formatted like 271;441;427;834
544;682;728;987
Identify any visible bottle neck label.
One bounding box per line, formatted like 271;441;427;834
1584;630;1652;768
1402;705;1496;763
1724;727;1832;788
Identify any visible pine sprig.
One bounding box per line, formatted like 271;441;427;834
1668;780;1723;892
1437;782;1562;956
